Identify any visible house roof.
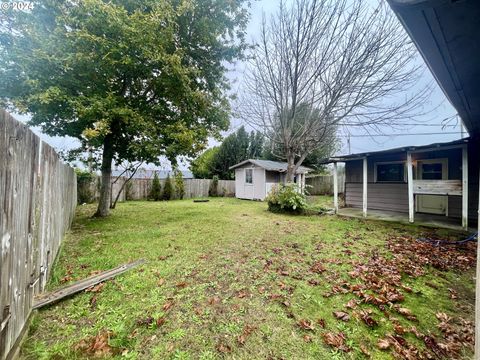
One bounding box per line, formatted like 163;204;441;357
320;137;469;163
387;0;480;136
229;159;312;174
111;168;194;179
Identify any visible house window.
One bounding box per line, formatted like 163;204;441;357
375;163;405;182
245;169;253;184
421;163;443;180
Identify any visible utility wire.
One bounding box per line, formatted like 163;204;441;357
339;131;462;137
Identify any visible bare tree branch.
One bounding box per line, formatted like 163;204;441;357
239;0;434;181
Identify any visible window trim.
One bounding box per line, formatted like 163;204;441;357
245;168;253;185
374;161;407;183
416;158;448;181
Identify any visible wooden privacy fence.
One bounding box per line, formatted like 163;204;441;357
0;110;77;359
111;177;235;201
306;174;345;195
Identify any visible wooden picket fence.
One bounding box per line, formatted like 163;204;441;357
0;110;77;359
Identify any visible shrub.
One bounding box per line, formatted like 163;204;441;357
174;170;185;199
208;175;219;197
265;183;307;214
162;174;173;200
149;172;162;201
75;168;95;204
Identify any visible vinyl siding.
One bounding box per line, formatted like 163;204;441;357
345;183;409;212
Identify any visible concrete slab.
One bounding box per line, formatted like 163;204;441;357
337;207;471;232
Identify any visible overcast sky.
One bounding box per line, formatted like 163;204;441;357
16;0;465;169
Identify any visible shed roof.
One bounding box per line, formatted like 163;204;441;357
229;159;311;174
319;137;469;164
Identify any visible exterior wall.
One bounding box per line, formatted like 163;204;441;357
345;183;409;212
253;167;265;200
234;165;266;200
266;170;280;182
233;162;313;201
235;168;246;199
343;146;478;225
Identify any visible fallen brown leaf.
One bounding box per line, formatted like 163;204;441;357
310;261;326;274
86;283;106;293
317;318;326;328
322;332;350;352
75;331;115;357
359;343;371;357
345;299;358;309
163;302;174;311
216;343;232;353
358;310;378;327
303;335;313;342
176;281;187;288
377;338;391;350
333;311;350;322
208;296;220;305
297;319;315;331
136;316;154;326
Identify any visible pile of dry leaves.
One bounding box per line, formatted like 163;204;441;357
321;233;476;358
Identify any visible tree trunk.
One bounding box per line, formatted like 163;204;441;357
94;134;114;217
286;153;295;183
110;164;141;209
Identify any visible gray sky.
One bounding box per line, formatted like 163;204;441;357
16;0;464;168
230;0;464;156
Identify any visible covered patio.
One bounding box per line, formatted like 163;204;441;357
337;207;472;232
323;138;479;231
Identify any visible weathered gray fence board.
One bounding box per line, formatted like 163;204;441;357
0;110;77;360
306;174;345;195
112;177;235;201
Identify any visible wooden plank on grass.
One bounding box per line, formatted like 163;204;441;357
32;259;145;310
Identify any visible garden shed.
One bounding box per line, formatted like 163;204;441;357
229;159;311;201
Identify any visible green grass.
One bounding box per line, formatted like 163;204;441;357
21;197;474;359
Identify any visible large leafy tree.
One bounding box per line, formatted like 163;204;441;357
190;126;264;179
0;0;249;216
190;147;219;179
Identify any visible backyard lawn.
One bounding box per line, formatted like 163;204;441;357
21;197;475;359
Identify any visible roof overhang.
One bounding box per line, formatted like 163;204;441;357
387;0;480;135
229;159;311;173
320;137;469;163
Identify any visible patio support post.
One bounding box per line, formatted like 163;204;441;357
362;157;367;218
462;145;468;229
407;152;414;223
333;162;338;214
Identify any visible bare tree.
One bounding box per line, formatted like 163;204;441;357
110;161;143;209
241;0;432;181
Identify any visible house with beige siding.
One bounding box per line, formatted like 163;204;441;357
229;159;311;201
